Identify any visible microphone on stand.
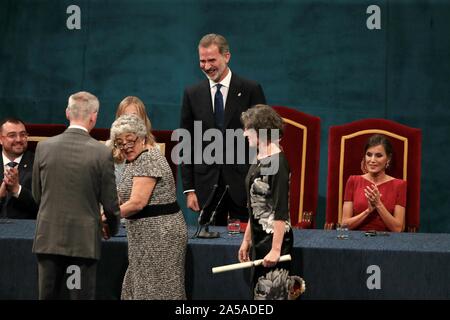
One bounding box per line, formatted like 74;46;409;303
192;184;217;238
196;185;229;239
198;184;218;226
207;185;228;227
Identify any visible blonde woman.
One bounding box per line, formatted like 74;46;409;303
107;96;157;184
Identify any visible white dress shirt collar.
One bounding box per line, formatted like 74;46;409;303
2;152;23;167
209;69;232;111
68;125;89;132
209;68;232;89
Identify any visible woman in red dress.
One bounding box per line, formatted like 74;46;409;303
342;134;406;232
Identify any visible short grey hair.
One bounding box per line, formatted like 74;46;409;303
67;91;99;120
110;114;147;142
199;33;230;55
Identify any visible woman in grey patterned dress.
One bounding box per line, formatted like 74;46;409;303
110;114;187;300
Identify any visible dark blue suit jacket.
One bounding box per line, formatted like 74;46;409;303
0;150;38;219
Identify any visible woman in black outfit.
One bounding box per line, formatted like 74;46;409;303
238;104;293;299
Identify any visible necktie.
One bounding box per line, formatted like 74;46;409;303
6;162;18;168
214;84;224;129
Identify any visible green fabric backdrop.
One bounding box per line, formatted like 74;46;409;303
1;0;449;232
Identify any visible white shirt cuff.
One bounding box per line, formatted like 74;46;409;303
12;184;22;198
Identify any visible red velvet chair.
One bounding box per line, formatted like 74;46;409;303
324;119;422;232
25;124;178;182
25;123;66;151
272;106;321;228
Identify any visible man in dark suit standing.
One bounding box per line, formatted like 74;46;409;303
0;117;38;220
32;91;120;299
180;34;266;225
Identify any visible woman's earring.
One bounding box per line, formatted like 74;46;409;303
386;162;390;169
361;158;368;174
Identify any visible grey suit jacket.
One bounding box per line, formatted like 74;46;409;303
32;128;120;260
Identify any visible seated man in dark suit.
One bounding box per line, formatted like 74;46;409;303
0;117;38;219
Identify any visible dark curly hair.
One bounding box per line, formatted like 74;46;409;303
240;104;284;142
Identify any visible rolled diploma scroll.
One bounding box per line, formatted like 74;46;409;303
212;254;292;274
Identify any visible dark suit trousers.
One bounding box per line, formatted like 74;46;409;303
36;253;97;300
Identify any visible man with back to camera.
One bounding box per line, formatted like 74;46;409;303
32;91;120;299
180;33;266;226
0;117;38;219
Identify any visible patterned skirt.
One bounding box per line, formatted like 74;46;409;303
121;211;188;300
